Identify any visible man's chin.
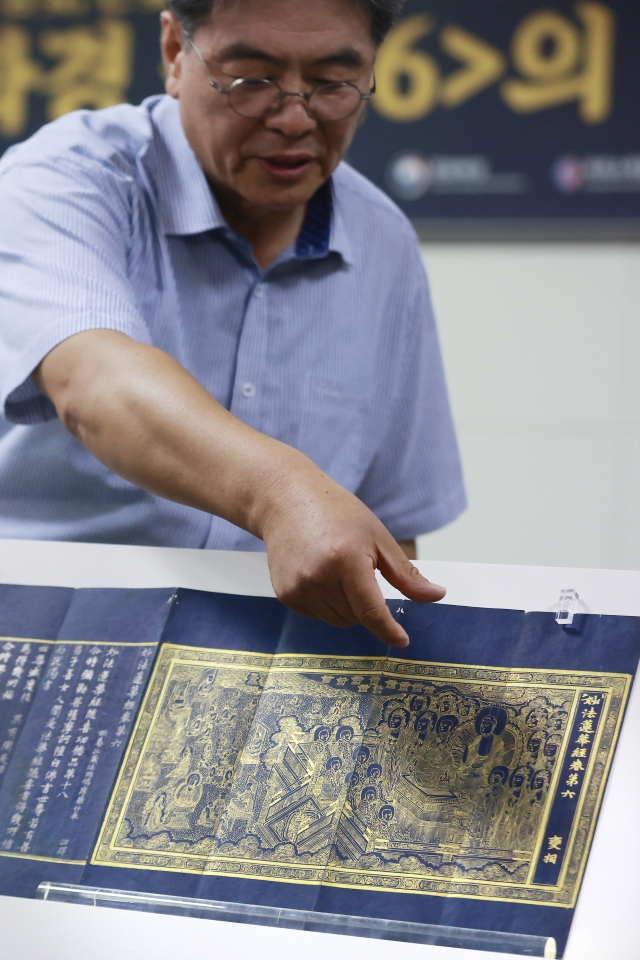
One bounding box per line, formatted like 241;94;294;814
239;169;326;209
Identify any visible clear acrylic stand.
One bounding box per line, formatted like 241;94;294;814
556;589;580;625
37;882;557;957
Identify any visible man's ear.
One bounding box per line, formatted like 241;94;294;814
160;10;185;98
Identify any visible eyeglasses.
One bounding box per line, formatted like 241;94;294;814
186;36;374;122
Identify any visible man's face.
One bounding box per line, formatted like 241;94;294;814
161;0;375;212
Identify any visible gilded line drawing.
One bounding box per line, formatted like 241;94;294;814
92;646;630;906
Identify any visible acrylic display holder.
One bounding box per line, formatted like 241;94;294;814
37;882;557;957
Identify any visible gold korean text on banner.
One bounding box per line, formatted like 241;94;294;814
0;0;162;141
372;3;615;124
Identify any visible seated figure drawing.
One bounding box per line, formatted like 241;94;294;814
112;649;598;892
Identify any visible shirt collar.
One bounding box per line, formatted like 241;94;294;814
295;178;353;265
144;95;225;236
144;95;353;265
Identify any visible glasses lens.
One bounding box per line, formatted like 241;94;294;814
310;83;362;120
228;78;280;118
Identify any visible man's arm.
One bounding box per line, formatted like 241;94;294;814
33;330;442;646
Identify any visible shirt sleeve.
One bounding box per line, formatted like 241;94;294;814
356;242;466;540
0;151;152;425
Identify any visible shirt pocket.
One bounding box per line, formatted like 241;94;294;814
296;374;368;487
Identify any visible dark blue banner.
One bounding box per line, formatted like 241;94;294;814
1;0;638;236
349;0;640;236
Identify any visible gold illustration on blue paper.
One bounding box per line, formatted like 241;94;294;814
92;646;630;907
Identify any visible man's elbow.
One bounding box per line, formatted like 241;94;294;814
32;345;95;440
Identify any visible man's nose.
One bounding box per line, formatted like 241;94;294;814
263;94;318;136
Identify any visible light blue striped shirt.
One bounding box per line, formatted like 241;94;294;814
0;95;465;551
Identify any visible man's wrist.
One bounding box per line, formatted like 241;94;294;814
242;442;324;543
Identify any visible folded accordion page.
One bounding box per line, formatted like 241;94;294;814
0;584;638;957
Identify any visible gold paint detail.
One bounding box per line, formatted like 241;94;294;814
0;850;85;865
92;645;629;907
0;637;156;646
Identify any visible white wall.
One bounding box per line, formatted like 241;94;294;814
417;243;640;571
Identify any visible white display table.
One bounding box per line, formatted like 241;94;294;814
0;539;638;960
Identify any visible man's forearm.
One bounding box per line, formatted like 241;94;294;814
33;329;306;537
33;329;443;646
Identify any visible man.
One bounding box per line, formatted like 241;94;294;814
0;0;465;647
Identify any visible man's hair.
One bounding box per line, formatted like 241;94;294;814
167;0;406;47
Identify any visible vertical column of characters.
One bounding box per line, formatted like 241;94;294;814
532;690;606;886
0;642;81;854
0;640;158;860
109;645;155;750
1;641;50;705
54;644;120;853
61;642;158;862
0;641;52;788
65;643;155;828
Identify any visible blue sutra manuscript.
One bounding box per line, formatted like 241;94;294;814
0;585;638;956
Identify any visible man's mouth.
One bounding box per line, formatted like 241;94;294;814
255;154;316;181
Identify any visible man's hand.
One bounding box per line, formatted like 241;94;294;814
398;540;417;560
252;460;444;647
34;329;445;646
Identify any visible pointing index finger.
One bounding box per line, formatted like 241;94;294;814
342;565;410;647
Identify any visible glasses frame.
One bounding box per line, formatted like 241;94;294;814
186;36;375;122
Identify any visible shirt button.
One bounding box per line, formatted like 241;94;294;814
254;284;265;298
242;382;256;398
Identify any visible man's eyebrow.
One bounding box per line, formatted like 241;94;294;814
218;43;365;70
313;49;365;69
218;42;285;65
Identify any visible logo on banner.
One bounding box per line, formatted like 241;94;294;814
552;154;640;192
386;152;529;200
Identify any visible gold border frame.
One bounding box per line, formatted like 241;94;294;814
91;645;631;908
